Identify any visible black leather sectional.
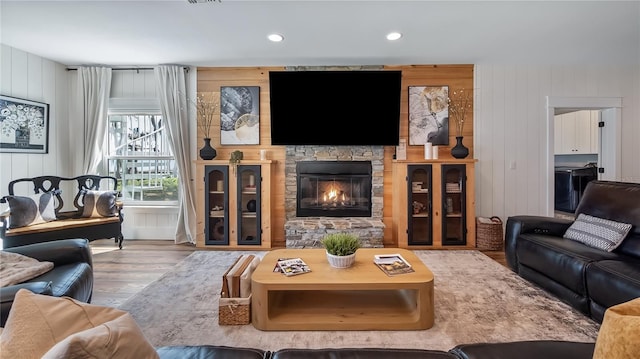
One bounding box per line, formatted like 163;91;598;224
505;180;640;323
155;341;597;359
0;238;94;327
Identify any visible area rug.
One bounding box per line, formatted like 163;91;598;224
119;250;600;351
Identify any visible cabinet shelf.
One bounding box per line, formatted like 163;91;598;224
413;213;429;218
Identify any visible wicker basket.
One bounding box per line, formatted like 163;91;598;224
476;216;504;250
219;295;251;325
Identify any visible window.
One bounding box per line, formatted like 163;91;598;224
106;113;178;205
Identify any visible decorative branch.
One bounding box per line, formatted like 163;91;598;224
447;88;473;137
191;92;218;139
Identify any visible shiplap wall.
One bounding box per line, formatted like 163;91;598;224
0;44;70;206
0;50;182;241
474;64;640;223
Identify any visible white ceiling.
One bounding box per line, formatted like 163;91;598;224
1;1;638;67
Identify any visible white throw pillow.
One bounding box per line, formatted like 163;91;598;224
4;192;56;228
563;213;632;252
80;190;118;218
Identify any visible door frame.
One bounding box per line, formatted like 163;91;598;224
545;96;622;216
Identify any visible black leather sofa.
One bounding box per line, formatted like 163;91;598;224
505;180;640;323
0;238;94;327
154;341;596;359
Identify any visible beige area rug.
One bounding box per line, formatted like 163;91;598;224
119;250;600;351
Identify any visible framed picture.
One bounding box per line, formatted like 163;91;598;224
408;86;449;146
0;95;49;153
220;86;260;145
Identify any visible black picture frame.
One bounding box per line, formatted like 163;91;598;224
0;95;50;153
408;86;449;146
220;86;260;145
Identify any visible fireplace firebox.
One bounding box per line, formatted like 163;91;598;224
296;161;372;217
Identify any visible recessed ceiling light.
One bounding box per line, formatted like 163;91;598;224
386;32;402;41
268;33;284;42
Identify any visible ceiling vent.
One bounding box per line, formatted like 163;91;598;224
187;0;220;3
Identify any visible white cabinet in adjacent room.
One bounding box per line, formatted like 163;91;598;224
554;110;599;155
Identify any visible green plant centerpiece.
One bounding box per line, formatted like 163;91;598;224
321;233;360;268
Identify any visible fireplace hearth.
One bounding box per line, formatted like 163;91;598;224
296;161;372;217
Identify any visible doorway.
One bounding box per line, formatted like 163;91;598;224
545;96;622;216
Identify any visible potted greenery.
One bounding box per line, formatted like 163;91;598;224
320;233;360;268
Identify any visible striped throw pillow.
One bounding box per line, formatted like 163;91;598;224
563;213;632;252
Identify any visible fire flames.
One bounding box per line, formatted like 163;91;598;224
323;186;347;204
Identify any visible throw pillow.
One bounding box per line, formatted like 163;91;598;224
563;213;632;252
80;190;118;218
4;192;56;228
42;313;159;359
593;297;640;359
0;289;156;359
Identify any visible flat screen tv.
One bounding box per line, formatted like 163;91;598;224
269;70;402;146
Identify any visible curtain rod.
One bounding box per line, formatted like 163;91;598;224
66;67;189;73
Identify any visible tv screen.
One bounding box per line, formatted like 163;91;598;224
269;70;402;146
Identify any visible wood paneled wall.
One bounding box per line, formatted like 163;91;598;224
197;65;474;248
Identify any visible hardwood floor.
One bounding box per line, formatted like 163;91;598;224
91;239;195;307
90;239;507;307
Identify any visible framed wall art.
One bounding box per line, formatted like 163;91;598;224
408;86;449;146
220;86;260;145
0;95;49;153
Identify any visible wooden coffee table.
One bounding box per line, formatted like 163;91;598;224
251;248;434;331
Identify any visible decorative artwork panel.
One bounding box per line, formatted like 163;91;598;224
0;95;49;153
408;86;449;146
220;86;260;145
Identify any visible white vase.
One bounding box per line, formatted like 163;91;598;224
326;251;356;268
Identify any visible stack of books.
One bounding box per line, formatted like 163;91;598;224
446;182;460;193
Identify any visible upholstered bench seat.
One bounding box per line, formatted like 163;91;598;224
1;175;124;249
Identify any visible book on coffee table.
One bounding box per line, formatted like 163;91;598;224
277;258;312;276
374;253;415;276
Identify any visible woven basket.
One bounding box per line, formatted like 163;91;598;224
476;216;504;250
219;295;251;325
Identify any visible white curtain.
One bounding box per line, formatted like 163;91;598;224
154;66;197;244
77;67;112;174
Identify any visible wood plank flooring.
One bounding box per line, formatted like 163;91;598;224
90;239;507;307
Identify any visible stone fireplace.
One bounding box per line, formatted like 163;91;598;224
284;146;385;248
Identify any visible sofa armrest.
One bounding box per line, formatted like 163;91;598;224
0;206;9;240
3;238;93;268
449;340;595;359
1;281;52;327
504;215;574;272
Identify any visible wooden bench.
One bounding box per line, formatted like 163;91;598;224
0;175;124;249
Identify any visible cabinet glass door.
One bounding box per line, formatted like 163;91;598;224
441;164;466;245
407;165;432;245
237;165;261;245
205;166;229;245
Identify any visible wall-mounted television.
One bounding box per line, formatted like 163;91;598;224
269;70;402;146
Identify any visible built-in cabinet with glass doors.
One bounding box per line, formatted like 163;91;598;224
196;160;272;248
393;160;476;249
